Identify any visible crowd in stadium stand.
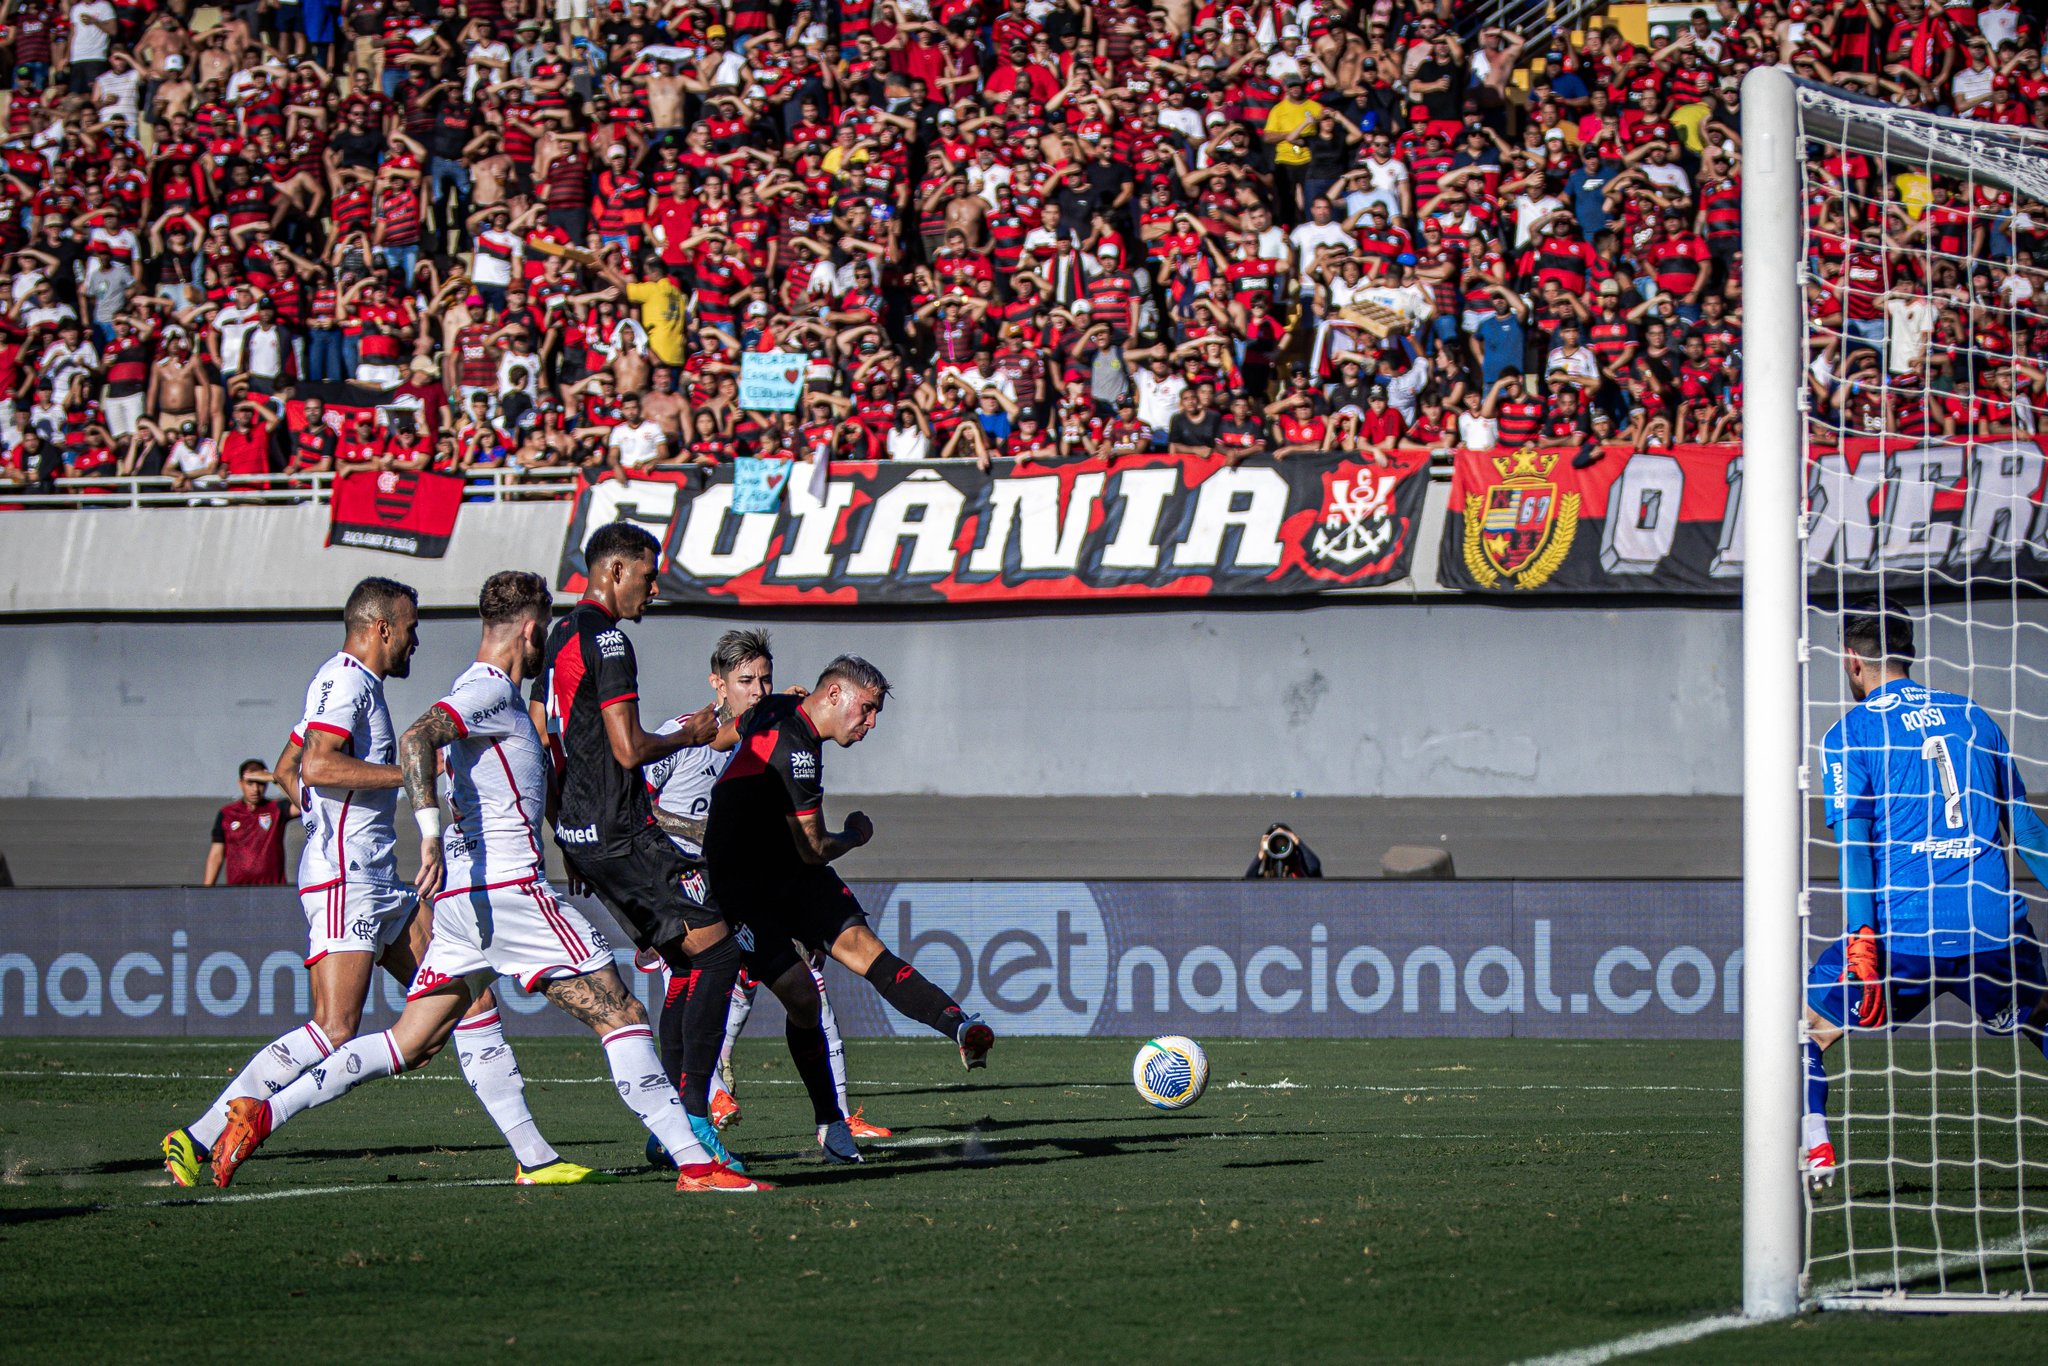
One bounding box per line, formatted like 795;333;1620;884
0;0;2041;498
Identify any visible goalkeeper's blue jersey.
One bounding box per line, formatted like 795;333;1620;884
1821;678;2025;955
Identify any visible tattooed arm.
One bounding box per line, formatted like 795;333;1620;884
650;805;707;849
399;704;464;902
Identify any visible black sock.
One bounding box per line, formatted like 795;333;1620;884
676;935;741;1117
786;1019;843;1126
656;970;690;1091
862;949;966;1039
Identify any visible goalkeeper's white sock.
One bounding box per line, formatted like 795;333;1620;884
452;1009;558;1170
189;1021;333;1150
1803;1112;1831;1153
1802;1048;1835;1146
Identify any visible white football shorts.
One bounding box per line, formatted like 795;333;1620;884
411;877;613;997
300;880;417;966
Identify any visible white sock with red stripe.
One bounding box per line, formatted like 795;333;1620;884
188;1021;334;1151
812;962;850;1117
265;1030;404;1127
452;1009;558;1170
720;975;756;1066
601;1023;713;1167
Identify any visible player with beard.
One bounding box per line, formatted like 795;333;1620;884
704;655;995;1087
162;577;600;1188
640;630;892;1167
531;523;748;1170
209;572;763;1193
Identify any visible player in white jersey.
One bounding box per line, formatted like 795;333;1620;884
638;630;892;1167
210;571;770;1193
161;577;602;1189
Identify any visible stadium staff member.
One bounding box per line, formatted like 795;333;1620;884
203;759;297;886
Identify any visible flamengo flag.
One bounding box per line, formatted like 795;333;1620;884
327;468;466;558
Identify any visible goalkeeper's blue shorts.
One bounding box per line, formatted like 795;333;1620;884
1807;920;2046;1032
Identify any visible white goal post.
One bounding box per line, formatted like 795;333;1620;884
1743;66;2048;1318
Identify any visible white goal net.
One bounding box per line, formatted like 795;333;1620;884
1743;69;2048;1315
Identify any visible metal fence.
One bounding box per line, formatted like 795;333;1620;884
3;459;1457;512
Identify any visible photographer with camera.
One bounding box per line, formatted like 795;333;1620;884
1244;822;1323;880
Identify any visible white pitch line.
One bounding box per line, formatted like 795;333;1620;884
1507;1313;1757;1366
1508;1221;2048;1365
0;1068;1737;1096
150;1177;511;1206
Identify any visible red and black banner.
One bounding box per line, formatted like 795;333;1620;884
328;468;465;558
1438;444;1743;593
1438;438;2048;594
557;452;1432;604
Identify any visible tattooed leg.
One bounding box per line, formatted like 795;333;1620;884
549;968;714;1167
543;967;649;1035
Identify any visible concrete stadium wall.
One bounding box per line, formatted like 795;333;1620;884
3;602;2042;801
2;600;1749;798
2;496;2040;799
0;502;564;615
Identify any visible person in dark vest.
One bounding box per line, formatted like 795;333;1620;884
203;759;297;886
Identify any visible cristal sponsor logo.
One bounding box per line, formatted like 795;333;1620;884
555;822;599;845
790;750;817;780
596;629;627;660
1864;693;1903;713
1910;836;1980;858
1900;706;1946;733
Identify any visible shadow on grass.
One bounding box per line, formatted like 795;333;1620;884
0;1204;105;1225
764;1125;1324;1188
271;1142;509;1163
865;1080;1121;1098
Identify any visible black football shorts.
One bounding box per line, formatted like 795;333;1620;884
566;826;723;951
708;862;870;959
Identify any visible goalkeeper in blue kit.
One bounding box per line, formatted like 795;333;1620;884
1804;611;2048;1190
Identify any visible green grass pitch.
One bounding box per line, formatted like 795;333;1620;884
1;1036;2042;1363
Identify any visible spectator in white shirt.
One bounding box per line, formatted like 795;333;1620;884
1290;197;1358;289
66;0;118;92
1131;352;1187;439
606;394;669;476
1545;321;1601;392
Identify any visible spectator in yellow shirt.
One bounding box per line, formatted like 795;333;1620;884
1263;76;1323;222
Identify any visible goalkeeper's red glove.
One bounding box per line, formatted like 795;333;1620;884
1843;926;1886;1028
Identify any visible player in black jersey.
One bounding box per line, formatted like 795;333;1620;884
705;654;996;1073
530;522;748;1169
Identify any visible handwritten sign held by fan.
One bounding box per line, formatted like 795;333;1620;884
739;351;807;412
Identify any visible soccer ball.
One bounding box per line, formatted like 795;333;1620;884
1132;1036;1209;1110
